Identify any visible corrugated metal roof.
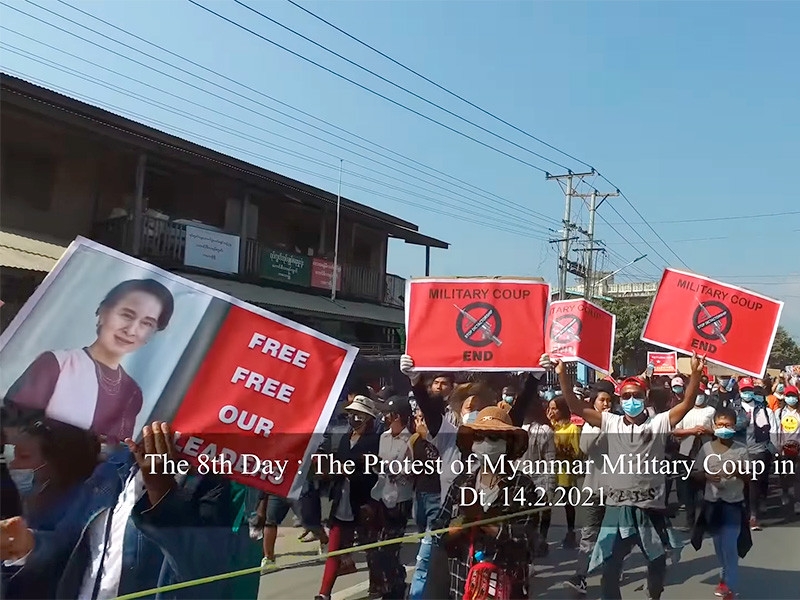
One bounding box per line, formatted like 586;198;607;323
0;230;67;272
185;273;404;327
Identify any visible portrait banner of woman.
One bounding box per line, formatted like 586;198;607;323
0;240;212;442
0;238;360;499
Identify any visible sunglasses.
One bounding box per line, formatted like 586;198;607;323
620;392;646;400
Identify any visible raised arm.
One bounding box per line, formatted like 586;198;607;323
668;353;706;428
541;354;602;428
400;355;444;437
508;373;541;427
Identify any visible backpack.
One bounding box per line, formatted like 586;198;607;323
462;538;513;600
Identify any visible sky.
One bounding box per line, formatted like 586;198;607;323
1;0;798;337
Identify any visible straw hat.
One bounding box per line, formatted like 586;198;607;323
344;395;379;418
456;406;528;460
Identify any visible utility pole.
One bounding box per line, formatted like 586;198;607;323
573;188;619;298
546;170;594;299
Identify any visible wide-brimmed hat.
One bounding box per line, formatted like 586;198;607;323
456;406;528;460
345;395;379;418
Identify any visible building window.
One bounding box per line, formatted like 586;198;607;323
1;147;56;211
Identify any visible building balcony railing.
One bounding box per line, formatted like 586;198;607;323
93;214;405;307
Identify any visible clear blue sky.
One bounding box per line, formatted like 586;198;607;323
1;0;798;337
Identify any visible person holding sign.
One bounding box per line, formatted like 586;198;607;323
541;352;706;600
770;385;800;514
5;279;175;443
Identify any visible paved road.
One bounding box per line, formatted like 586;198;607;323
257;492;800;599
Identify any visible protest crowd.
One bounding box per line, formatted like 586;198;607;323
0;261;798;600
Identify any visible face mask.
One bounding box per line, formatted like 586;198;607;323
740;391;754;401
714;427;736;440
348;415;366;430
753;395;765;404
672;386;684;395
620;398;646;417
502;395;514;404
10;469;36;494
695;396;706;406
462;411;478;425
472;438;507;462
787;397;799;407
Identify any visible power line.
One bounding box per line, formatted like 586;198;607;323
0;31;553;234
20;0;693;269
11;0;558;227
3;72;548;243
281;0;690;270
42;0;558;225
283;0;595;171
0;54;549;240
186;0;556;175
232;0;573;172
606;210;800;225
595;208;671;272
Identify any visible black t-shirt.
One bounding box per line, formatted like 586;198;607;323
412;435;441;495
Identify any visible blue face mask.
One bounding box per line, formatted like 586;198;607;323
787;396;799;407
502;395;514;404
672;386;684;395
753;395;765;404
463;411;479;425
10;469;36;495
621;398;646;417
695;396;706;406
740;391;754;401
714;427;736;440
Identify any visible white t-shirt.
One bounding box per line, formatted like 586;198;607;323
579;422;606;491
371;428;413;508
600;411;673;509
694;440;750;503
676;406;716;456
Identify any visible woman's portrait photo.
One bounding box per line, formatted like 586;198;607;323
0;242;211;441
5;279;174;442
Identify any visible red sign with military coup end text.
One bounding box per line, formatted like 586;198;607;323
545;299;615;373
641;269;784;377
405;278;550;371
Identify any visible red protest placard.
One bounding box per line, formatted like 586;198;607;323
172;304;351;498
0;237;357;500
647;351;678;376
641;269;784;377
545;299;615;373
405;278;550;371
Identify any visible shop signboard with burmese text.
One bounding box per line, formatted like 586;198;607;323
260;248;311;286
0;237;357;499
405;277;550;371
641;269;783;378
310;258;341;291
545;299;615;373
184;225;240;274
647;351;679;376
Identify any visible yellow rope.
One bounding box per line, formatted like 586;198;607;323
112;505;550;599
